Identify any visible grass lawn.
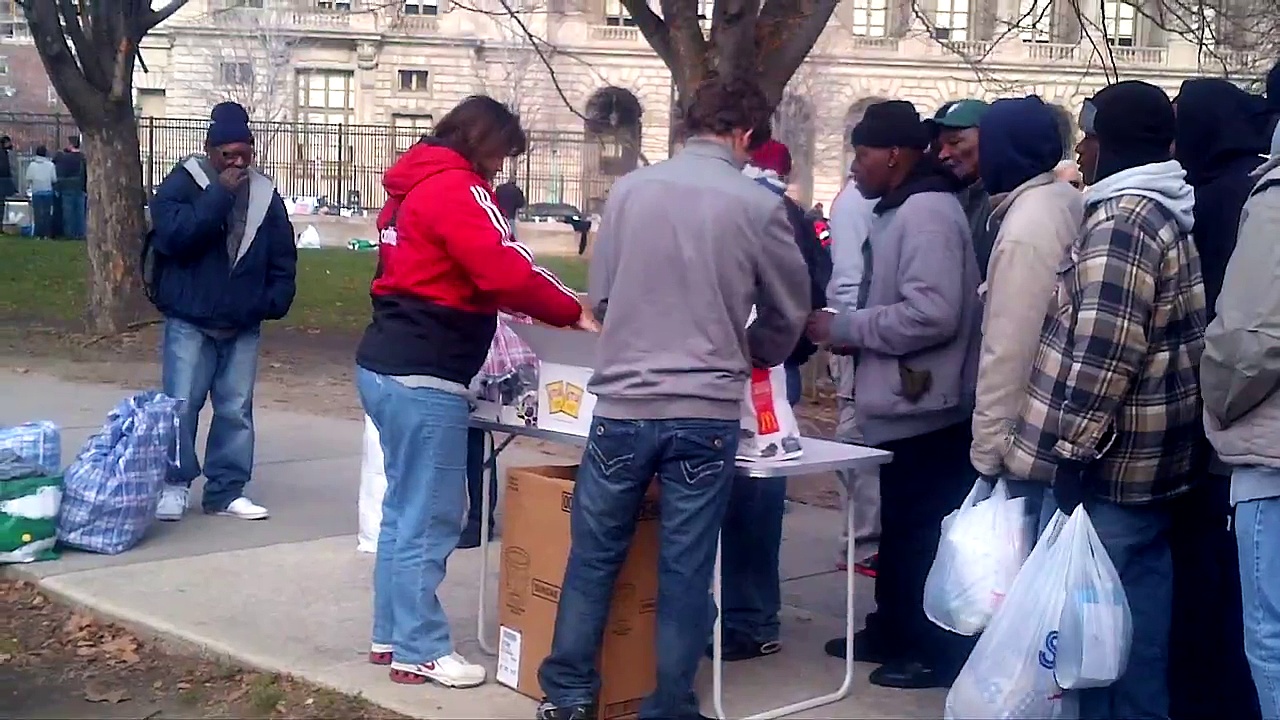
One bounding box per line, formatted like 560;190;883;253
0;236;588;332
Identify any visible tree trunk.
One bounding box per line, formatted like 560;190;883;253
81;100;152;335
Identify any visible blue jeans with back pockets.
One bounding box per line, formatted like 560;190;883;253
161;317;260;512
538;416;739;719
1234;466;1280;720
357;367;468;664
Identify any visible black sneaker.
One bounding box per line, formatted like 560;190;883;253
536;701;597;720
704;630;781;662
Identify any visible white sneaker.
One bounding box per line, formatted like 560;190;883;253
390;652;487;688
155;486;189;521
216;496;269;520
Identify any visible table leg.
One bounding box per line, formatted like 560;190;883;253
477;430;516;656
723;472;864;720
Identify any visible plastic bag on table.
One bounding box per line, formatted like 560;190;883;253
924;478;1032;635
1054;506;1132;690
736;365;803;462
944;511;1078;720
357;415;387;554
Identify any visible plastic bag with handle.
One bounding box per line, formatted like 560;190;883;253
1054;506;1132;690
944;511;1078;720
357;415;387;554
924;478;1032;635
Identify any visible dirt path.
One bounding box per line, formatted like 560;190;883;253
0;321;844;510
0;579;405;720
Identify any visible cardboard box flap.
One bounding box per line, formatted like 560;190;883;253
511;324;598;367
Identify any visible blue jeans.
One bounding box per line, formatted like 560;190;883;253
30;191;55;237
538;417;739;719
718;363;803;644
59;189;85;239
357;367;468;664
1235;469;1280;720
161;318;260;513
1059;497;1173;720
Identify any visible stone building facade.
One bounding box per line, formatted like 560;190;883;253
0;0;1258;208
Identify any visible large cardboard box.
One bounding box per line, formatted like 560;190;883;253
497;465;658;719
509;324;599;437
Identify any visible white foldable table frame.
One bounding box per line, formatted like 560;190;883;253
468;418;893;720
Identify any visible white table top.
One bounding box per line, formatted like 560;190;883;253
468;418;893;477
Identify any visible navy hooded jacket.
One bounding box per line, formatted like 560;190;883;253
976;96;1065;199
147;157;298;331
1175;79;1269;321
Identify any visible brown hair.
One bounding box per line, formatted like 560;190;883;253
681;77;772;150
431;95;528;168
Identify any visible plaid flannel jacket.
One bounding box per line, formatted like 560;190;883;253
1003;194;1206;504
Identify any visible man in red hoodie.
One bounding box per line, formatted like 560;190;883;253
355;96;589;690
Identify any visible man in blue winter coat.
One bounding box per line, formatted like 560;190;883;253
145;101;298;522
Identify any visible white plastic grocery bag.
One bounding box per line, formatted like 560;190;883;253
1054;506;1132;690
944;511;1078;720
924;478;1032;635
357;416;387;554
736;307;803;463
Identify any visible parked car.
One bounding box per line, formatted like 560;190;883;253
521;202;592;254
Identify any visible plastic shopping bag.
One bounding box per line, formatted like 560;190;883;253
1054;506;1132;690
924;478;1032;635
737;366;803;462
58;392;181;555
945;511;1078;720
357;415;386;554
0;421;61;480
0;474;62;563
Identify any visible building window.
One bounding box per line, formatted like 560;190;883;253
47;85;59;106
296;70;355;125
0;57;9;76
227;0;266;7
315;0;352;9
934;0;970;40
397;69;430;92
1018;0;1053;41
393;113;434;153
220;61;254;85
1102;0;1136;46
0;0;28;38
604;0;635;26
696;0;712;20
404;0;438;15
851;0;889;37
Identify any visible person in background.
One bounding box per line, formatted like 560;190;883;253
1168;77;1267;720
1202;119;1280;720
968;96;1083;527
494;178;525;232
715;132;831;663
805;201;825;222
24;145;57;239
0;136;17;199
147;101;298;523
808;99;981;689
927;99;993;278
536;77;810;720
1004;81;1205;719
54;136;86;240
357;95;588;689
825;163;880;578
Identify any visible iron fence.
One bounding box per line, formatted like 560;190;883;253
0;113;619;213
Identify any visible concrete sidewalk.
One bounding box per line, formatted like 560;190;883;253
0;369;946;719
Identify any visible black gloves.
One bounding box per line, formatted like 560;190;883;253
1052;458;1090;514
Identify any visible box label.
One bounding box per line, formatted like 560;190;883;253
497;625;522;688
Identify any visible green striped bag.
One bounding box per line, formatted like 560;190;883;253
0;475;62;563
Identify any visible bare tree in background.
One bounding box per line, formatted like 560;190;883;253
474;0;548;125
771;61;818;204
21;0;190;334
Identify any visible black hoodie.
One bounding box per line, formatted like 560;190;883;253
1174;79;1269;320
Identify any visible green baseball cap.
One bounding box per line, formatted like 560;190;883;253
926;99;989;132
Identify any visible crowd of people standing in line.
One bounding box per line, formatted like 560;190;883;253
136;59;1280;720
0;133;87;240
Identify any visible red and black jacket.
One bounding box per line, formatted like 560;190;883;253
356;141;581;384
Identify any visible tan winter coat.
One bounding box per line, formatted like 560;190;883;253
970;173;1084;477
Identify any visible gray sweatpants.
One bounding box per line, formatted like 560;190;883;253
833;355;880;564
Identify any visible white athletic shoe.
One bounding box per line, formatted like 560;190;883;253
389;652;487;688
216;496;269;520
155;486;189;522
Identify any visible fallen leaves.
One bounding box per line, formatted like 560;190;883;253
83;684;131;704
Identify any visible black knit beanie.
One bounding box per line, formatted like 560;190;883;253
850;100;930;150
1091;80;1174;181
